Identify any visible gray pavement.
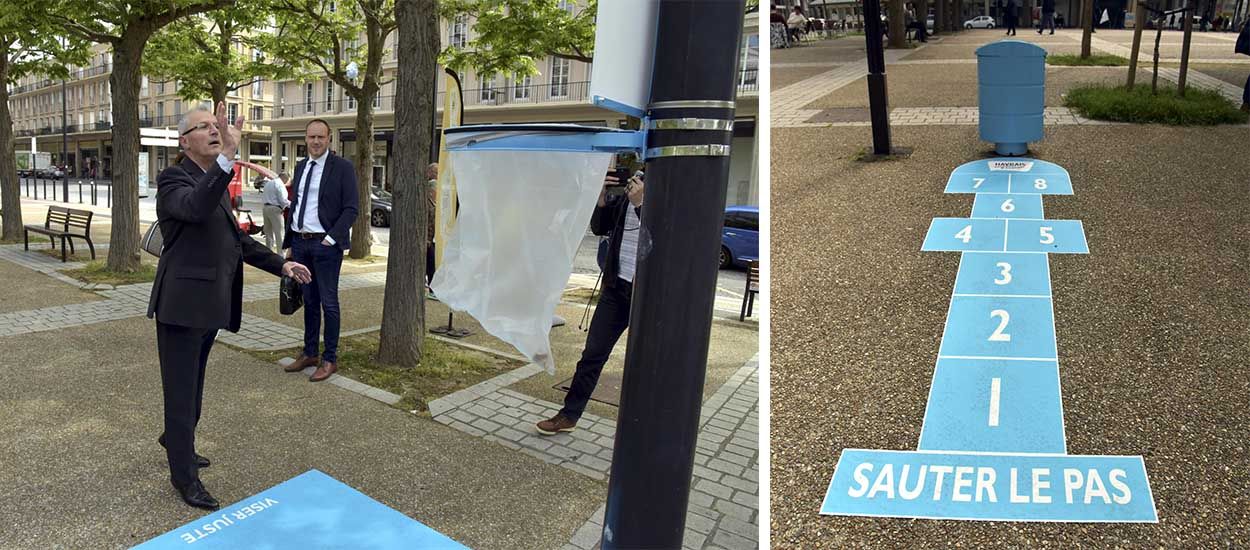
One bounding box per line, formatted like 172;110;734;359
771;30;1250;546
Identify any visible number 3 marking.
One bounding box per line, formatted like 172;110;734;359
988;309;1012;341
994;262;1012;285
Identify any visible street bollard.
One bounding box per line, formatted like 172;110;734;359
977;40;1047;156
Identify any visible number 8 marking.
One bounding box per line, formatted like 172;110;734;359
1034;178;1047;190
988;309;1012;341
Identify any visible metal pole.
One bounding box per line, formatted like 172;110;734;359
863;0;893;154
62;78;69;203
600;1;745;548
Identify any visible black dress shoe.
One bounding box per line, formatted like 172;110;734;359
172;479;220;510
158;435;212;468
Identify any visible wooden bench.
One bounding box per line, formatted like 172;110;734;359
739;260;760;322
24;206;96;262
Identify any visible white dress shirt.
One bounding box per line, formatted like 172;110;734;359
617;203;642;283
262;177;290;208
292;150;333;244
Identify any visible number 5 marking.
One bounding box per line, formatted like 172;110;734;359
1039;226;1054;245
988;309;1011;341
955;225;972;243
994;262;1012;285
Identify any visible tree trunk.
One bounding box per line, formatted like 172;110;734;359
1127;0;1146;87
936;0;946;35
376;0;438;368
1080;0;1094;57
0;59;24;242
1178;2;1194;96
350;92;374;258
888;0;907;48
106;37;146;272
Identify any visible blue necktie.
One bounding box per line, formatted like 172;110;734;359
296;160;316;232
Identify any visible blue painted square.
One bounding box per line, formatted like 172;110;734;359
953;252;1050;296
971;193;1044;219
938;296;1057;360
134;470;468;549
820;449;1158;522
1009;172;1073;195
944;173;1010;194
918;358;1065;453
1005;219;1089;254
922;218;1007;252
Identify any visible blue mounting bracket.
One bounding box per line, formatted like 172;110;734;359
443;122;649;159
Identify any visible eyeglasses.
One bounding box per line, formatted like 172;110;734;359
180;121;219;136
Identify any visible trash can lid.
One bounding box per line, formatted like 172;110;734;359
976;40;1048;58
444;123;642;153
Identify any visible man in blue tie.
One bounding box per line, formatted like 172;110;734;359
282;119;359;382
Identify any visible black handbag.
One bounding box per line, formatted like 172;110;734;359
279;275;303;315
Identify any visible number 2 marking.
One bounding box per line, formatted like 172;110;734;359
994;262;1012;285
988;309;1012;341
955;225;972;243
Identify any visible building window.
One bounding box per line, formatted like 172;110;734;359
157;101;165;124
141;104;149;121
305;83;314;113
251;106;264;121
558;0;574;13
228;102;238;122
373;92;380;108
325;81;334;112
157;80;165;95
348;93;356;110
451;16;468;48
480;73;496;102
253;78;264;98
549;58;570;98
141;76;148;96
513;73;532;100
173;100;181;117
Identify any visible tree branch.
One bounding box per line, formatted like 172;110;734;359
147;0;235;31
47;14;117;44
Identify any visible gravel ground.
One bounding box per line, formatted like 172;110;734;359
770;124;1250;547
0;315;602;549
902;42;1087;60
0;261;102;313
801;65;1154;109
774;35;875;65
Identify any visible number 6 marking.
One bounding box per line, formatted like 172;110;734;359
988;309;1012;341
1000;198;1015;213
994;262;1012;285
1039;226;1054;244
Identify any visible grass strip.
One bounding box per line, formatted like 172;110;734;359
1064;83;1249;125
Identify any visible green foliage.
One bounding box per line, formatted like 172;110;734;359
44;0;237;46
439;0;597;76
256;0;396;96
1047;53;1128;66
143;4;294;103
0;2;92;83
1064;84;1249;126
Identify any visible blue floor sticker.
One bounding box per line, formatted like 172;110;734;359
821;450;1157;522
134;470;468;549
825;157;1156;523
918;358;1066;453
954;252;1051;296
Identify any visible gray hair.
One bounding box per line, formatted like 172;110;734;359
177;102;215;137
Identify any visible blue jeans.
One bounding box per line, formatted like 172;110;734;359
560;279;632;421
293;237;343;363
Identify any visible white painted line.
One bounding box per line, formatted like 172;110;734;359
1002;219;1009;252
938;355;1059;362
988;377;1001;427
1007;174;1012;194
953;293;1051;298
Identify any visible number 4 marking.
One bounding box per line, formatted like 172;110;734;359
955;225;972;243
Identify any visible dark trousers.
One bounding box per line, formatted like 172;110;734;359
1039;12;1055;32
560;278;632;421
292;237;343;363
156;321;216;487
426;242;436;285
1243;73;1249;106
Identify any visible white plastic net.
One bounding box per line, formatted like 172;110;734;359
432;150;613;374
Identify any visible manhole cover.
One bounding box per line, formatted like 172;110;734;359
554;371;623;407
807;107;872;123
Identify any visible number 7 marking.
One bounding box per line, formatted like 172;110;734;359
973;177;985;189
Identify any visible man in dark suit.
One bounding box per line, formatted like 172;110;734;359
281;119;359;382
147;102;312;510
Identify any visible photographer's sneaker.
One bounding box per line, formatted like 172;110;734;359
536;414;577;435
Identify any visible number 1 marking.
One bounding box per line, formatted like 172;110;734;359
989;378;1002;427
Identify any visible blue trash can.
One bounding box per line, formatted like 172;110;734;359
977;41;1047;156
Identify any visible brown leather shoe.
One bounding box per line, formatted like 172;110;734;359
536;414;577;435
310;360;338;382
285;354;319;372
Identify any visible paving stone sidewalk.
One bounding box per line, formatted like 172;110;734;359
426;356;761;550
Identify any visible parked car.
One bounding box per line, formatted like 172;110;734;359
370;187;393;227
720;206;759;269
964;15;996;29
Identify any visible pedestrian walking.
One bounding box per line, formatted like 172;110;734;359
255;168;290;252
1005;0;1019;35
536;170;645;436
1038;0;1056;34
147;102;311;510
1237;17;1250;112
281;119;360;383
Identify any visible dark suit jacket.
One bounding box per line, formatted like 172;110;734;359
591;193;643;289
147;156;286;332
1237;19;1249;56
282;152;359;250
